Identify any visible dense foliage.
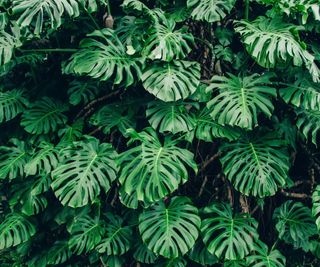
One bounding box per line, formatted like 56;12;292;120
0;0;320;266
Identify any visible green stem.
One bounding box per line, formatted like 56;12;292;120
19;48;78;53
106;0;111;16
245;0;250;20
79;2;100;29
271;237;280;251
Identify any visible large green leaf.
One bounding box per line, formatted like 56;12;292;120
295;108;320;146
246;241;286;267
118;128;197;203
24;141;60;176
68;215;103;254
0;213;36;250
220;133;290;197
206;73;276;130
146;100;198;134
0;89;28;123
68;80;100;106
47;241;72;265
201;202;259;260
51;137;118;208
19;188;48;216
90;103;136;135
273;200;317;250
21;97;67;135
133;241;157;264
143;17;194;61
193;108;241;142
187;0;236;22
139;197;201;258
0;28;20;66
312;185;320;231
142;60;200;102
235;16;320;82
258;0;320;24
188;240;218;265
280;76;320;111
96;213;132;255
11;0;80;34
64;29;143;87
0;139;29;180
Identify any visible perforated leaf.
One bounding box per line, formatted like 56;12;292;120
118;128;197;203
187;0;236;22
51;137;118;208
142;60;200;102
21;97;67;135
201;202;259;260
64;29;143;87
0;213;36;250
97;213;132;255
0;89;28;123
220;133;290;197
139;197;201;258
206;73;276;130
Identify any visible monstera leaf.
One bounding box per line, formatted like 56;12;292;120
235;16;320;82
146;100;198;134
133;241;157;264
258;0;320;24
187;0;236;22
47;241;72;265
143;17;194;61
118;128;197;203
0;89;28;123
188;240;218;265
246;241;286;267
11;0;80;34
51;137;118;208
64;29;143;87
220;133;290;197
90;103;136;135
142;60;200;102
21;97;67;135
0;139;29;180
24;141;60;176
20;191;48;216
96;213;132;255
206;73;276;130
201;202;259;260
312;185;320;231
273;201;317;250
0;29;21;66
0;213;36;250
295;108;320;146
67;80;100;106
139;197;201;258
68;215;103;255
193;108;241;142
280;76;320;110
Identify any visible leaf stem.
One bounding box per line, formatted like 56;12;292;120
245;0;250;20
106;0;111;16
271;237;279;251
19;48;78;53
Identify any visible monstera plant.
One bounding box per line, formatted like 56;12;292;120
0;0;319;266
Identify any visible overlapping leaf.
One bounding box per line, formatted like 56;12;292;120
139;197;201;258
64;29;143;87
142;60;200;102
206;73;276;130
220;133;290;197
118;128;197;203
201;202;259;260
51;137;118;208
